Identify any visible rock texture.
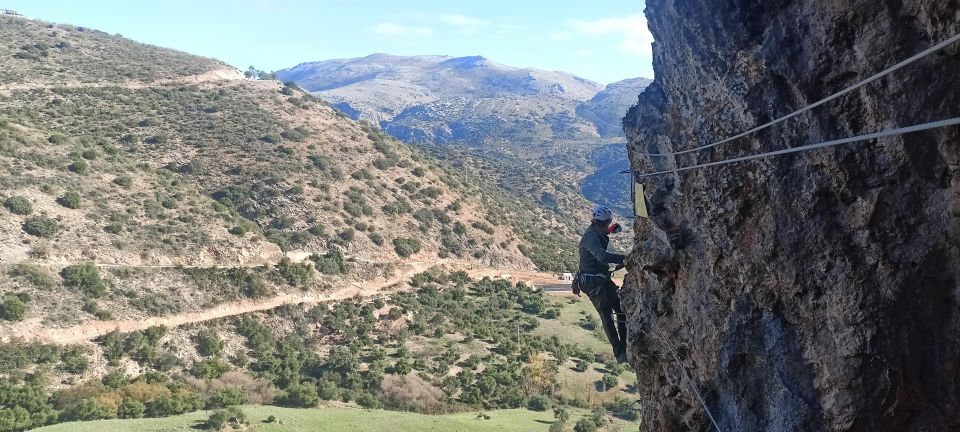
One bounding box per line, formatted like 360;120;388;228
621;1;960;431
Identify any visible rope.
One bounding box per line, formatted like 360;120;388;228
639;297;724;432
634;31;960;157
634;116;960;178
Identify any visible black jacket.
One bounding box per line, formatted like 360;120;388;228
578;225;625;274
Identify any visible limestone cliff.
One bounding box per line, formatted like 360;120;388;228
621;1;960;431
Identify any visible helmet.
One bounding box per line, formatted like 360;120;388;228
592;205;613;221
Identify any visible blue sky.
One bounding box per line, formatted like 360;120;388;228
5;0;654;83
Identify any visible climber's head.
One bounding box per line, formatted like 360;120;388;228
591;205;613;229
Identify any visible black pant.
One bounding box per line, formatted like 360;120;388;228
586;278;626;356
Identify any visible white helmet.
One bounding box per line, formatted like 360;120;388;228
592;205;613;221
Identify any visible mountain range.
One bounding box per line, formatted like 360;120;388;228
277;54;651;148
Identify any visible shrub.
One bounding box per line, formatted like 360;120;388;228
357;392;381;409
68;159;88;174
393;238;421;258
378;374;445;413
207;409;230;430
601;373;618;390
310;251;348;275
4;196;32;215
118;398;145;419
23;216;60;238
112;176;132;188
528;394;552;411
244;274;273;298
368;232;384;245
196;329;224;357
274;383;318;408
206;388;248;409
275;258;313;286
47;133;68;144
574;417;597;432
280;126;309;142
9;263;55;288
57;191;82;209
61;263;106;297
60;347;89;374
0;295;27;321
192;359;232;379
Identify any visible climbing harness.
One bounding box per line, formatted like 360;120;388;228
634;31;960;158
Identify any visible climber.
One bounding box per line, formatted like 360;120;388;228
573;205;628;363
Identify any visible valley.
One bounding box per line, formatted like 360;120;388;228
0;13;639;432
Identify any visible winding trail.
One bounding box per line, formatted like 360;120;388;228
0;67;247;93
9;259;561;345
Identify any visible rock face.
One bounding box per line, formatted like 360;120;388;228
621;1;959;431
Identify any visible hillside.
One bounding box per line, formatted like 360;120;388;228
0;14;636;432
622;1;959;431
576;77;652;137
277;54;649;224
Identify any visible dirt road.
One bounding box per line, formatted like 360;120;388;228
13;260;559;345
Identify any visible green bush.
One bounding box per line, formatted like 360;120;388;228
0;295;28;321
195;329;224;357
357;392;381;409
275;258;313;286
112;175;132;188
23;216;60;238
275;383;319;408
9;263;55;288
68;159;88;174
61;263;107;297
393;238;422;258
601;373;618;391
244;274;273;298
574;417;598;432
47;133;68;144
4;196;32;215
528;394;552;411
206;388;247;409
191;359;231;379
310;251;348;275
118;398;145;419
57;191;82;209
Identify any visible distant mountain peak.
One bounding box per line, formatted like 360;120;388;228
276;54;650;145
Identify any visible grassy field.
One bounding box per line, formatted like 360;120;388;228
535;293;611;356
34;405;636;432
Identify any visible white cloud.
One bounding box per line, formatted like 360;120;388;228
569;14;653;56
366;22;435;37
439;14;491;32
